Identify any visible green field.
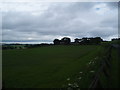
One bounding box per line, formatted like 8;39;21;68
2;45;113;88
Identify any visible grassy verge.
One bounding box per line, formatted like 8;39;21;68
109;47;119;88
98;45;120;88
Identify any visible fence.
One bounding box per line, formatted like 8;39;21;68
89;45;112;88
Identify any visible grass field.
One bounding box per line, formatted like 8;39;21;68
110;47;120;88
3;45;106;88
99;46;120;88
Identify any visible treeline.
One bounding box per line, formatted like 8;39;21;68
2;37;120;50
53;37;103;45
111;38;120;41
2;43;53;50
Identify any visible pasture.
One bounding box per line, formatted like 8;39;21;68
3;45;105;88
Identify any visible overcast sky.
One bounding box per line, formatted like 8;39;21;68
2;1;118;42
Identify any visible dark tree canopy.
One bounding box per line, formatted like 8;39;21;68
61;37;71;45
53;36;103;45
75;38;82;43
91;37;103;44
53;39;60;45
74;37;103;45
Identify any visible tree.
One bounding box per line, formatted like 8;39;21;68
94;37;103;44
74;38;82;43
81;37;89;44
61;37;71;45
53;39;60;45
89;37;103;44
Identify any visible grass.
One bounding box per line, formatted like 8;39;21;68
3;45;105;88
98;45;120;88
109;47;120;88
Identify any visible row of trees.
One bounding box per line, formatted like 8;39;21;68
2;37;104;50
53;37;71;45
111;38;120;41
53;37;103;45
2;43;52;50
75;37;103;45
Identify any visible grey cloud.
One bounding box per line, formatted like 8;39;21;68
2;2;118;41
106;2;118;9
100;17;118;28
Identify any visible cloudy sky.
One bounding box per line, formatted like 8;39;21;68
2;1;118;42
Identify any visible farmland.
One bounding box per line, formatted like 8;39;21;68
2;44;119;88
